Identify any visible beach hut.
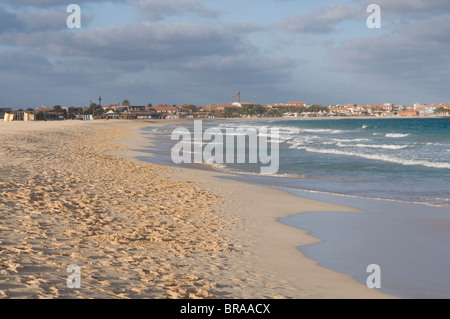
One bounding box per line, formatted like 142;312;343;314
4;113;14;122
23;112;35;121
105;110;119;119
83;114;94;121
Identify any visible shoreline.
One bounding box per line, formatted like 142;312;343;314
0;119;394;298
118;119;395;298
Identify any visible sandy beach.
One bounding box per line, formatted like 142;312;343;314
0;119;393;299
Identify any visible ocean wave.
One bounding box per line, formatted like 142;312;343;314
386;133;410;138
301;129;343;134
298;147;450;169
287;136;315;147
336;143;409;150
331;138;371;143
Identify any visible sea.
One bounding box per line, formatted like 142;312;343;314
137;117;450;298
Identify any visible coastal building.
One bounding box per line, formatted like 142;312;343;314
382;103;394;111
130;109;159;119
397;110;419;116
36;105;53;113
425;104;438;114
103;104;130;113
105;110;120;119
414;102;426;110
426;103;450;114
415;106;427;115
103;104;120;110
63;106;86;115
268;101;308;109
285;101;307;107
199;106;218;112
150;105;179;115
130;106;147;111
329;108;351;116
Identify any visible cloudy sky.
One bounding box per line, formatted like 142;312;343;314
1;0;449;108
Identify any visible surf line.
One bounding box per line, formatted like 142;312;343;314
171;120;280;174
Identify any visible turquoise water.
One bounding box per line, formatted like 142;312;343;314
146;118;449;206
212;118;450;207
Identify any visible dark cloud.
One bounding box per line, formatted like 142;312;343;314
0;6;22;32
0;7;93;34
0;22;253;62
0;12;292;107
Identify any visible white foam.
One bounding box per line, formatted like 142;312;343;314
302;129;343;134
298;147;450;169
336;143;409;150
332;138;370;143
386;133;410;138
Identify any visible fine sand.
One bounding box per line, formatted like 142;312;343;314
0;119;394;299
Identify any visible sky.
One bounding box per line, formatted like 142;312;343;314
1;0;449;108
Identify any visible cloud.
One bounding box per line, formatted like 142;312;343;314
178;54;295;85
134;0;219;20
276;0;450;35
0;16;291;106
331;14;450;102
0;22;253;63
362;0;450;16
1;0;126;8
0;50;51;72
0;7;94;34
275;4;363;34
0;7;22;32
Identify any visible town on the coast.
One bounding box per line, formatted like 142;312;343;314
2;94;450;121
